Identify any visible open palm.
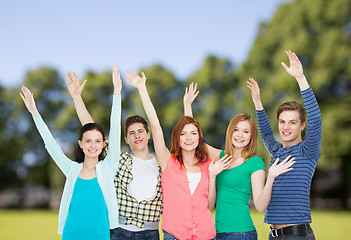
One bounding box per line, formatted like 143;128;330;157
124;69;146;89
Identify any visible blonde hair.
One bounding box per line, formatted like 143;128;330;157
224;114;257;161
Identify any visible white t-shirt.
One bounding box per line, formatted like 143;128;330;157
128;155;159;202
120;155;159;232
186;172;201;195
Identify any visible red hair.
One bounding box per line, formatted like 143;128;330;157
169;116;209;165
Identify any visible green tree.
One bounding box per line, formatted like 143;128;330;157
10;67;68;206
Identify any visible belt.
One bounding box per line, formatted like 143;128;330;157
270;223;312;238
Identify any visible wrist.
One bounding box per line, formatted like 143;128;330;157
113;89;121;95
266;173;275;183
295;75;306;82
72;95;82;101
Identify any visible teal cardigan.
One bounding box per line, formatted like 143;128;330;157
33;95;121;235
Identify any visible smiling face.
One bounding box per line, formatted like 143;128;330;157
278;110;306;147
125;122;150;152
179;124;199;152
231;120;252;150
78;130;105;160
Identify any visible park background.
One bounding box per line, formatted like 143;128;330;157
0;0;350;239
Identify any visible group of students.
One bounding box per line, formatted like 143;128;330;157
20;50;321;240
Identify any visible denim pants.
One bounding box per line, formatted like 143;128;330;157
163;230;216;240
216;230;257;240
110;227;159;240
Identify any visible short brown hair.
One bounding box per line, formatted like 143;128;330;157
124;115;149;136
224;114;257;161
169;116;209;166
277;101;306;123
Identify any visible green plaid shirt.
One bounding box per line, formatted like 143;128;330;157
115;152;163;229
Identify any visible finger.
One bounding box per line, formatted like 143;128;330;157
67;72;74;82
80;80;88;90
73;72;78;81
194;91;199;98
113;63;118;73
132;68;138;77
281;62;289;71
141;72;146;79
219;154;228;161
189;82;193;91
193;83;197;92
284;160;295;168
19;92;25;101
65;77;69;86
126;70;132;79
124;70;132;81
272;158;279;166
281;155;292;163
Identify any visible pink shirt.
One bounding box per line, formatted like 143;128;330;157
161;155;216;240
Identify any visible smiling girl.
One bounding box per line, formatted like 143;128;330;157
20;64;121;240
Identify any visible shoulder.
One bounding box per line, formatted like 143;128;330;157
246;156;266;169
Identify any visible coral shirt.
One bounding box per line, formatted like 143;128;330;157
161;155;216;240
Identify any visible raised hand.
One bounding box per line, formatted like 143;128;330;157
281;50;304;79
20;85;40;117
112;64;122;95
247;78;263;110
247;78;261;103
268;155;295;179
183;82;199;106
124;69;146;90
208;154;233;178
65;72;87;98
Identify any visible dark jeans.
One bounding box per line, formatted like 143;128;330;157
268;224;315;240
110;227;159;240
216;230;257;240
163;230;216;240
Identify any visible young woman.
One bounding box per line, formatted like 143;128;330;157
20;64;122;240
184;84;295;240
124;69;232;240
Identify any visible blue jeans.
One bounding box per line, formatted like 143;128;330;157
163;231;216;240
216;230;257;240
110;227;159;240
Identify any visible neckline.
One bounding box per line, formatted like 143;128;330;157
78;176;97;180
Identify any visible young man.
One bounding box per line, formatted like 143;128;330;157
247;50;322;240
65;67;162;240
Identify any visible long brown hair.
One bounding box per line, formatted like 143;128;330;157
169;116;209;166
224;114;257;161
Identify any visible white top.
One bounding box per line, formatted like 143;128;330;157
120;155;159;232
187;172;201;195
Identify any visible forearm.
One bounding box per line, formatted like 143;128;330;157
208;175;217;210
254;176;274;212
254;99;263;111
72;96;94;125
138;85;161;128
105;95;121;171
33;116;71;174
184;102;193;117
295;75;309;91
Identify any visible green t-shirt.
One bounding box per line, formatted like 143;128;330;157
215;152;266;233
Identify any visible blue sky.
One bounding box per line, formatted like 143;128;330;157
0;0;289;87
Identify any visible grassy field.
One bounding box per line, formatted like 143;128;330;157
0;209;350;240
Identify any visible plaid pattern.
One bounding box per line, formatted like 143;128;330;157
115;152;163;228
